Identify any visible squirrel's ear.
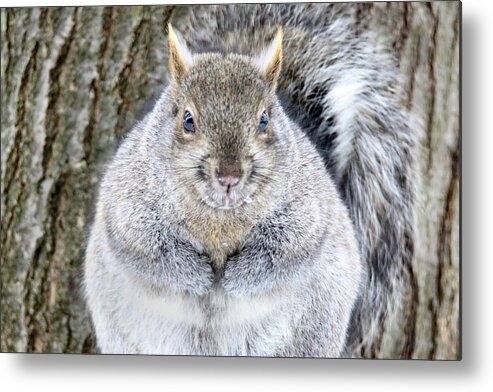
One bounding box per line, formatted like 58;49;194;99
255;28;283;89
168;24;193;82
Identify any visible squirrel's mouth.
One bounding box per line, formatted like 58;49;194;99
199;183;256;210
219;189;255;210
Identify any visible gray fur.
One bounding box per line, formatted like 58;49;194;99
85;46;362;356
85;3;416;357
179;3;416;356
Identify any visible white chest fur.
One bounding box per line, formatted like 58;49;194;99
92;259;303;356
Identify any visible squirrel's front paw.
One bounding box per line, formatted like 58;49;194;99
175;254;215;296
221;252;273;297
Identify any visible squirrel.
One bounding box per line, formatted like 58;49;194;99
84;25;362;357
85;4;416;357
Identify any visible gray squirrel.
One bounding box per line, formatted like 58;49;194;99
85;4;416;357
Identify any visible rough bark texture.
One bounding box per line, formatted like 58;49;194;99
366;1;460;360
1;2;460;358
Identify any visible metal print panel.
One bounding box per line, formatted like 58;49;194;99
0;2;461;359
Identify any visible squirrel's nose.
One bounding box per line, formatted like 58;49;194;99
217;174;241;189
216;157;243;189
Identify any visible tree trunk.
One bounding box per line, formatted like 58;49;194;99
366;1;460;360
1;3;460;358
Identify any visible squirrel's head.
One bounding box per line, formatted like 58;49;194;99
165;25;288;210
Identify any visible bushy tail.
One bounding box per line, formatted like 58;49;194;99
182;3;417;358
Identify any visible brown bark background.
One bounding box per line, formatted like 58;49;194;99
1;3;460;358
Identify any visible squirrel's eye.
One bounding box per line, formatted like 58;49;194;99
259;111;268;134
183;111;195;133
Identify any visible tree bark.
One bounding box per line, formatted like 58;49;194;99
1;3;460;358
366;1;460;360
